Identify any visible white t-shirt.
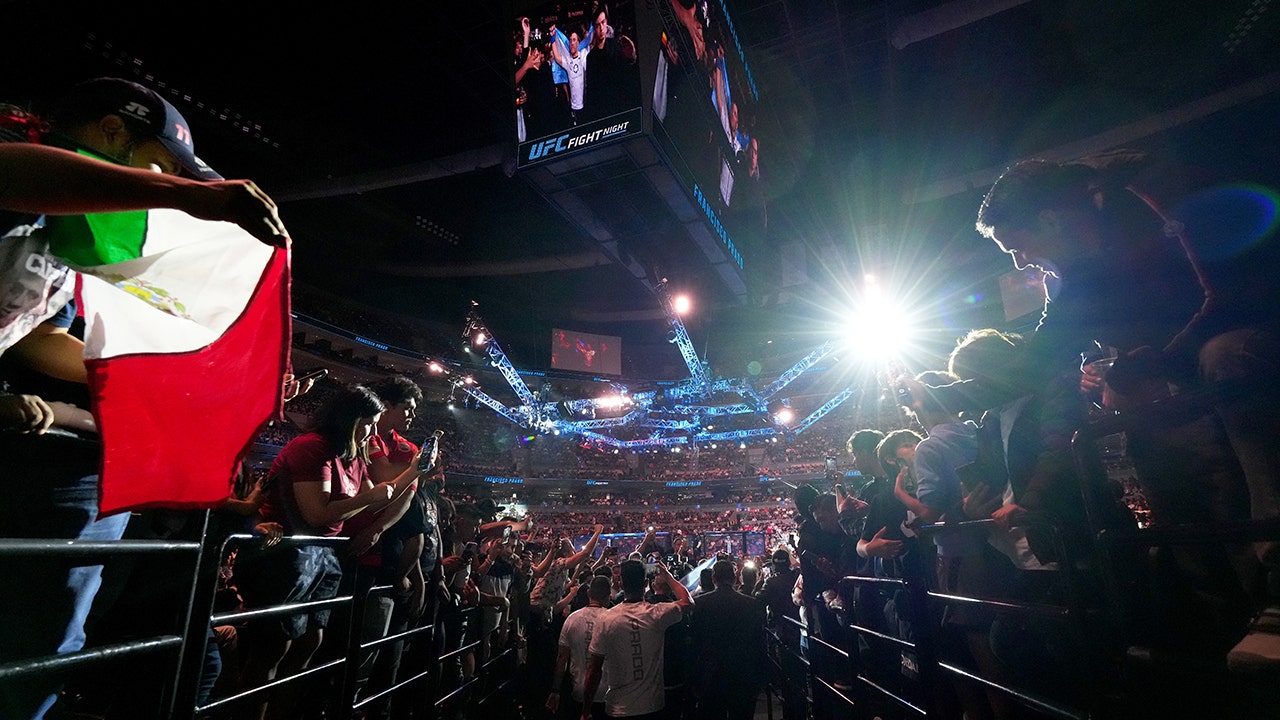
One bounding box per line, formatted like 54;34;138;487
479;569;513;633
560;604;611;702
565;45;591;111
588;600;683;717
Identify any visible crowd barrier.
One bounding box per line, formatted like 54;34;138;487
8;383;1280;718
758;383;1280;719
0;516;521;720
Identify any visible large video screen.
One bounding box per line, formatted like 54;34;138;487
514;0;645;167
551;328;623;375
650;0;767;268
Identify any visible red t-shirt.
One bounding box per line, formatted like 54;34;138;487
368;429;419;465
351;430;422;565
263;433;369;537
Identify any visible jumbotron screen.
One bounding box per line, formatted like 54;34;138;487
551;328;622;375
513;0;645;167
650;0;767;268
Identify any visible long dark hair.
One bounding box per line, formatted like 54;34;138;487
310;385;385;460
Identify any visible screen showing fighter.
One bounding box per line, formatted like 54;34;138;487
514;0;644;167
551;328;623;375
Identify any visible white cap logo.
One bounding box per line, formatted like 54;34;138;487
121;101;151;122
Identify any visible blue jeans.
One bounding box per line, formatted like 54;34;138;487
0;431;129;720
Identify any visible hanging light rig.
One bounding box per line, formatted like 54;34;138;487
443;298;857;450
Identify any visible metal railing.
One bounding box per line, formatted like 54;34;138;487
1;513;526;720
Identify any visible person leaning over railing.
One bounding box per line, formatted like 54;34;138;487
232;385;419;720
1;77;286;720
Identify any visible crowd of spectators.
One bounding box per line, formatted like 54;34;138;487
9;68;1280;720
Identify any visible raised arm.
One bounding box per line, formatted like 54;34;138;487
548;38;569;69
565;524;605;568
893;466;933;522
533;543;557;578
657;562;692;612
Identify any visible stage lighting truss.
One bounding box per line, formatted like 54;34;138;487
437;300;859;450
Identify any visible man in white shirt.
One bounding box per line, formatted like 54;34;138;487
549;576;613;719
581;560;693;720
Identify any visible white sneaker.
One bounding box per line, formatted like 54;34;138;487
1228;606;1280;671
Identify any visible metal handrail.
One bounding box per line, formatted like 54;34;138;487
194;657;345;714
359;621;435;653
0;635;182;681
480;645;514;672
839;574;909;588
439;638;482;663
938;661;1088;720
434;675;481;708
855;673;927;716
925;591;1074;619
0;538;200;558
210;595;352;625
810;675;856;708
848;622;916;650
804;631;849;660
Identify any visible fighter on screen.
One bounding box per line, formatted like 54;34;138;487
576;337;603;367
513;1;640;143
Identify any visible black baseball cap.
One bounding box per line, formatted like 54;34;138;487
54;78;222;181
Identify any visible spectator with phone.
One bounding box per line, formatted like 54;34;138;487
234;385;418;720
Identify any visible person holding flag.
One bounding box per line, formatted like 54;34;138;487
0;77;287;720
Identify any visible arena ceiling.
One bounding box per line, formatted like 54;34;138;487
4;0;1279;378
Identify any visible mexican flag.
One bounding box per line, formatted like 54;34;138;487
42;208;291;514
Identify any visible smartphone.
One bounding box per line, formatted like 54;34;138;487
295;368;328;382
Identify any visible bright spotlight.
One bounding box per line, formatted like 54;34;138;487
775;408;795;425
474;332;486;346
428;362;444;374
673;295;691;315
844;288;918;360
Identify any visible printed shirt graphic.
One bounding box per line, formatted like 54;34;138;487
4;206;290;514
589;600;683;717
560;604;611;702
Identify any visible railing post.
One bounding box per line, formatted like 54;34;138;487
169;510;219;720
